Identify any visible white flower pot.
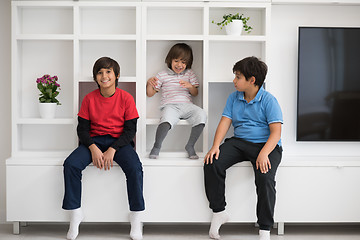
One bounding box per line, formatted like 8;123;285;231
39;102;57;119
225;20;243;35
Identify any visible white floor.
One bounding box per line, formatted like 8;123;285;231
1;223;360;240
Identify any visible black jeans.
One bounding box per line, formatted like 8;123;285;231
204;137;282;230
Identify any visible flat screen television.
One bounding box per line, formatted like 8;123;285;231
297;27;360;141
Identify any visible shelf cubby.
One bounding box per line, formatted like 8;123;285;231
17;124;76;152
79;40;137;80
208;41;264;82
79;6;137;35
17;6;73;35
208;82;236;145
145;40;204;115
209;6;267;36
146;5;204;36
16;40;74;119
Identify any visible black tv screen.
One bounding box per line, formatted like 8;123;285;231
297;27;360;141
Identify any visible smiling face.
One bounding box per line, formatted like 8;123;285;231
96;67;118;91
171;58;187;74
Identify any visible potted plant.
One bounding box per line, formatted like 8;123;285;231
36;74;61;118
212;13;253;35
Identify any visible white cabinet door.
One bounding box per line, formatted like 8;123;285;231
276;166;360;222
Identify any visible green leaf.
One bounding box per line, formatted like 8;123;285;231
46;88;53;98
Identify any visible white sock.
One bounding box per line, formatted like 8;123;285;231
129;211;143;240
259;229;271;240
66;208;84;240
209;211;229;239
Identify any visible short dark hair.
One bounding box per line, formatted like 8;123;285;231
92;57;120;88
165;43;193;70
233;56;268;87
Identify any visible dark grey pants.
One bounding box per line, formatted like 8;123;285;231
204;137;282;230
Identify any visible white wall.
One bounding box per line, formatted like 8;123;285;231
0;0;11;223
269;4;360;158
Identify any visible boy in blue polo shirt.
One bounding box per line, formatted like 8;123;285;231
203;56;283;240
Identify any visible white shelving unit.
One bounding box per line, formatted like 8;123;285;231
7;0;277;234
7;1;360;236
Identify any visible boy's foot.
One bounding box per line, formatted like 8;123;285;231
209;211;229;239
149;147;160;159
259;230;271;240
189;154;199;159
130;211;143;240
185;144;198;159
149;154;158;159
67;208;84;240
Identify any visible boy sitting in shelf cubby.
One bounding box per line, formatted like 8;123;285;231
146;43;207;159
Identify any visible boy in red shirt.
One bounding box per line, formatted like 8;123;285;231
62;57;145;240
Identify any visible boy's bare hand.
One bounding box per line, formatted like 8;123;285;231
204;147;220;164
256;152;271;174
179;80;192;89
89;144;104;169
103;147;115;171
147;77;158;88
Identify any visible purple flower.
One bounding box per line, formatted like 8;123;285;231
36;74;61;105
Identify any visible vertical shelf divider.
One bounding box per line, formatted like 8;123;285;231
136;4;144;156
203;3;210;155
11;3;19;156
140;4;148;158
73;3;80;145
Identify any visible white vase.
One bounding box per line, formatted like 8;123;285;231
39;102;57;119
225;20;243;35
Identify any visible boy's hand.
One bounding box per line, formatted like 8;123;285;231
180;80;198;96
256;152;271;174
179;80;192;89
146;77;159;97
103;147;115;171
204;146;220;164
147;77;158;88
89;144;104;169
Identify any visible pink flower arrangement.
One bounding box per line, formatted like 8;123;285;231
36;74;61;105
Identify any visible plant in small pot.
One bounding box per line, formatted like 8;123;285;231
212;13;253;35
36;74;61;119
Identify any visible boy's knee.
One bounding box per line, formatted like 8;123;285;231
203;162;211;172
204;160;222;175
63;157;76;169
198;109;207;123
125;161;143;179
118;149;143;175
132;160;143;173
63;145;90;170
255;172;275;188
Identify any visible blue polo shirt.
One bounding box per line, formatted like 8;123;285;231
222;87;283;146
